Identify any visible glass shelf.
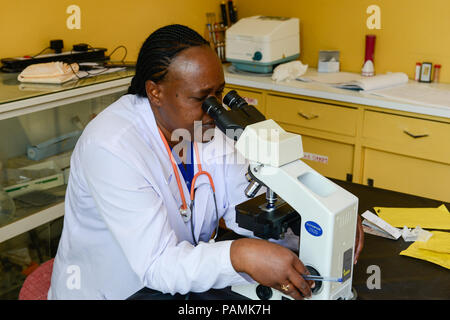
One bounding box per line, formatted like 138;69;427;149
0;69;134;299
0;69;135;106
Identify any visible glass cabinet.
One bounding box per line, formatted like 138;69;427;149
0;69;134;298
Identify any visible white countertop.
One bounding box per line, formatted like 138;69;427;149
224;66;450;119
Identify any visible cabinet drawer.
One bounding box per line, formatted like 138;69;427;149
300;135;354;181
266;95;358;136
363;111;450;164
363;148;450;202
224;87;265;115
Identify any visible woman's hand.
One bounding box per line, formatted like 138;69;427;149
354;214;364;264
230;238;315;300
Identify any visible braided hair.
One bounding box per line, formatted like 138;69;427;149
128;24;210;97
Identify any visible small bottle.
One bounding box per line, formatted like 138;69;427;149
362;35;376;77
414;62;422;81
433;64;441;83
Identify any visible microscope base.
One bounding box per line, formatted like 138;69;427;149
231;284;357;300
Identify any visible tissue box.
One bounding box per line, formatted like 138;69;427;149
318;61;340;73
318;50;340;73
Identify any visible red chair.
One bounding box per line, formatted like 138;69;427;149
18;258;54;300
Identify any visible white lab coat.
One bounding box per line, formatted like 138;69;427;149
48;94;259;299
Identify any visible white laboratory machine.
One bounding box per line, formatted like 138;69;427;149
225;16;300;73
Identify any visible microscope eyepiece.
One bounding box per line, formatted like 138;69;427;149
202;90;265;140
223;90;248;110
202;96;225;119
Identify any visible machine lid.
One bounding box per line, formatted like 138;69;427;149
226;15;299;41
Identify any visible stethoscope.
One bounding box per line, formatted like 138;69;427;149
158;127;219;245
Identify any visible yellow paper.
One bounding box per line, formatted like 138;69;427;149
415;231;450;254
374;204;450;230
400;231;450;269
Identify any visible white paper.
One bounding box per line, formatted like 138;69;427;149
298;71;363;85
298;72;409;91
362;219;398;240
368;82;450;108
335;72;409;91
361;210;402;240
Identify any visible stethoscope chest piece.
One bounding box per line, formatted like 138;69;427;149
179;205;192;223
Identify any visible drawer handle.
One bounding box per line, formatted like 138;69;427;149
403;130;429;139
298;112;318;120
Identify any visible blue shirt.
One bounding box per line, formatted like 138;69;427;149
172;142;194;191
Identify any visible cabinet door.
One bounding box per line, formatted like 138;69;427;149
224;87;265;115
363;148;450;202
363;110;450;164
266;95;358;137
300;135;354;181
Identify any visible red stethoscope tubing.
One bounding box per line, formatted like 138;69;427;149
158;128;219;244
158;128;216;211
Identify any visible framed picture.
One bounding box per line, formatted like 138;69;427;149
420;62;433;83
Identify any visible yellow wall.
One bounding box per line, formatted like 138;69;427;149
1;1;449;83
237;0;450;83
0;0;221;62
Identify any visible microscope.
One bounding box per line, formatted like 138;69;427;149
202;91;358;300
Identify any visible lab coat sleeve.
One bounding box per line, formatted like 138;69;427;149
221;158;299;252
81;143;250;295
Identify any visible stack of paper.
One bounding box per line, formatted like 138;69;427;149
368;204;450;269
368;82;450;108
334;72;409;91
361;210;402;240
374;204;450;230
400;231;450;269
297;72;409;91
297;71;363;85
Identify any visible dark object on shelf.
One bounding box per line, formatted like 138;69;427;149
1;48;109;73
50;40;64;54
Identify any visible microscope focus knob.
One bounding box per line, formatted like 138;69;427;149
306;266;323;294
256;285;273;300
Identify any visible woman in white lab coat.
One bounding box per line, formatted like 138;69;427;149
48;24;363;300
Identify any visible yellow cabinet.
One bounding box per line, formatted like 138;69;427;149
362;110;450;201
300;135;354;181
363;110;450;164
266;95;358;137
363;148;450;202
223;81;450;201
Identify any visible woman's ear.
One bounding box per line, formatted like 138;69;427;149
145;80;162;107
